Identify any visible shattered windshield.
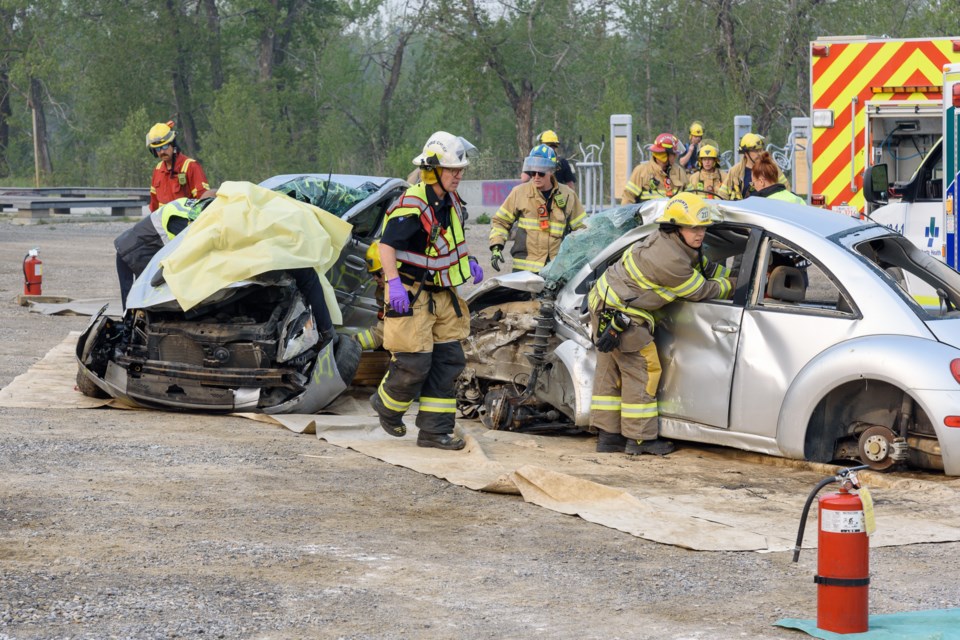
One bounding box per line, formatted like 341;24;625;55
271;177;378;217
539;205;641;284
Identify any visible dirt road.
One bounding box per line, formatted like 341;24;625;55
1;215;958;639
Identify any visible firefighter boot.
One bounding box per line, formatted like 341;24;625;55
626;438;676;456
417;431;466;451
370;393;406;437
596;429;627;453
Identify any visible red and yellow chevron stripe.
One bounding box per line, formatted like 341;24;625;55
811;38;960;210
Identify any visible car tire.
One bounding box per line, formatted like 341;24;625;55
334;335;362;386
76;367;109;399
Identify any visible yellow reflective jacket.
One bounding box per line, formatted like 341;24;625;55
489;178;587;273
622;159;688;204
385;182;472;287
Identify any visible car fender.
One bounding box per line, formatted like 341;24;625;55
537;339;594;427
777;334;960;458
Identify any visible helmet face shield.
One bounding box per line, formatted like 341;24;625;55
523;143;558;173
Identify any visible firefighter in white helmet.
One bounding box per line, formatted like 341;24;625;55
145;121;209;212
370;131;483;450
720;132;788;200
685;144;727;198
587;193;732;456
621;133;688;203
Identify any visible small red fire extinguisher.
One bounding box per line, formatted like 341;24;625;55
793;465;875;634
23;248;43;296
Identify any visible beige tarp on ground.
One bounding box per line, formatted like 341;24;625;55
159;181;354;316
5;332;960;551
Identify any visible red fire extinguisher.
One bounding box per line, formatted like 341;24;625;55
793;465;874;634
23;248;42;296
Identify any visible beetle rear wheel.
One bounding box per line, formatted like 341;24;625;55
858;425;897;471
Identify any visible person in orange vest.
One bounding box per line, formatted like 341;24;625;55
146;121;210;212
621;133;687;203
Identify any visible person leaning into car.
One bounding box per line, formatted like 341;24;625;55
369;131;483;451
588;193;732;456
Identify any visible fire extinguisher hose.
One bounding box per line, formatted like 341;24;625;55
792;477;837;563
22;252;29;288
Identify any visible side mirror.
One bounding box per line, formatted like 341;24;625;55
863;164;889;206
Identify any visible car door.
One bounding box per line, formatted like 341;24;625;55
656;225;756;430
727;234;860;439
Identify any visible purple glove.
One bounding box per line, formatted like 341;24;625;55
469;259;483;284
387;277;409;314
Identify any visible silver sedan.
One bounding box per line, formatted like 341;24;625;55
459;197;960;475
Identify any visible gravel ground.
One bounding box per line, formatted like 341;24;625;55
1;213;959;640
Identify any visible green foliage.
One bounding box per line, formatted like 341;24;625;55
474;213;491;225
91;107;155;187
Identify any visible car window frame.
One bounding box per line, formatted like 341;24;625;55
748;232;860;319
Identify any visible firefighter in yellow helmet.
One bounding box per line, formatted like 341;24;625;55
720;132;788;200
588;193;733;456
621;133;688;203
685;144;727;198
370;131;483;451
679;121;705;172
490;144;587;273
145;121;209;212
354;242;385;351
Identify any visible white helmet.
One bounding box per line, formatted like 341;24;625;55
412;131;471;169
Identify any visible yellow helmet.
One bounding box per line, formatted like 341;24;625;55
699;144;719;159
655;193;720;227
539;130;560;145
365;242;382;272
739;132;765;152
689;121;704;137
146;121;176;152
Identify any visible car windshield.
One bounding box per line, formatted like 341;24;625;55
270;177;379;217
852;232;960;317
539;205;641;285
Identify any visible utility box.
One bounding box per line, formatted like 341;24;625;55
610;115;633;205
733;116;753;166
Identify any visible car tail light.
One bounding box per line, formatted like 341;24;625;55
951;359;960;383
945;416;960;428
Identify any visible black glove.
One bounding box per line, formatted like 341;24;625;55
595;311;630;353
491;245;505;272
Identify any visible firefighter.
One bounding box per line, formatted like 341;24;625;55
521;130;576;189
354;242;385;351
750;152;806;204
720;132;788;200
678;121;705;172
370;131;483;451
685;144;727;198
114;194;215;308
490;144;587;273
588;193;732;456
621;133;687;204
146;121;210;212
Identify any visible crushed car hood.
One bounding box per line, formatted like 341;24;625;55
156;180;353;312
466;271;545;301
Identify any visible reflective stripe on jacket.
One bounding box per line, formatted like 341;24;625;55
622;160;687;204
489;179;586;273
588;230;732;331
386;183;472;287
685;169;727;199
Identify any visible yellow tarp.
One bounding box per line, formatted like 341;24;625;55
160;181;353;316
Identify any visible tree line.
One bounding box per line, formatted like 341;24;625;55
0;0;955;188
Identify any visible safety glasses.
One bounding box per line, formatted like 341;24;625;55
156;143;172;151
529;171;548;177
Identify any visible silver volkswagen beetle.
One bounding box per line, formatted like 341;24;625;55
459;197;960;475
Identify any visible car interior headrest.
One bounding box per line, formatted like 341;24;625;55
767;266;806;302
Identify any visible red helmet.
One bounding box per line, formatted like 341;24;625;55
650;133;678;153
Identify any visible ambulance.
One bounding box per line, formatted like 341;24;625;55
810;35;960;216
863;63;960;296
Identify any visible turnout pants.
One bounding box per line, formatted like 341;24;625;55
375;283;470;435
589;323;662;441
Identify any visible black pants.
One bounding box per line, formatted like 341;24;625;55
116;253;135;310
289;267;334;334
